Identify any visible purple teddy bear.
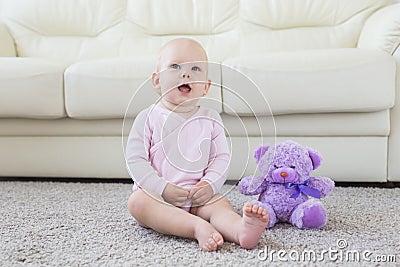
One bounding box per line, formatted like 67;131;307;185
239;140;335;229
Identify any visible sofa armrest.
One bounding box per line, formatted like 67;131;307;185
388;45;400;181
0;23;16;57
358;3;400;55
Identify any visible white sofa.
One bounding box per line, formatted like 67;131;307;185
0;0;399;183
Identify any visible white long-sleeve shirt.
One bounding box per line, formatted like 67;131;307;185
125;104;231;197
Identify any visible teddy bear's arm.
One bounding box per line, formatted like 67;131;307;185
238;176;268;195
308;176;335;198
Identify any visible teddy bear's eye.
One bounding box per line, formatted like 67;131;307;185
290;165;296;169
273;164;279;169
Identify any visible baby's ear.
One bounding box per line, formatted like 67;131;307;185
254;145;269;164
203;79;211;96
151;72;161;95
308;148;322;170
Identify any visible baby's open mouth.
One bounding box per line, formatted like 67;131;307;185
178;84;191;93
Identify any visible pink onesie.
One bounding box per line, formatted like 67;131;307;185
125;104;231;209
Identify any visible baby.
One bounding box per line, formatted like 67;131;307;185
126;38;269;251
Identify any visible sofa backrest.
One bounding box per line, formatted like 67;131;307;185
239;0;390;54
0;0;391;62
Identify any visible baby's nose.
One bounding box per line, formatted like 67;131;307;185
180;72;190;79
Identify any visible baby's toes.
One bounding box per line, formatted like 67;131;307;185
204;238;217;251
211;232;224;246
243;202;253;213
256;205;267;216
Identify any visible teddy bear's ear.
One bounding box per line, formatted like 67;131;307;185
254;145;269;163
308;148;322;170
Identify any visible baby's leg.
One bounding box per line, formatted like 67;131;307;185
192;195;269;250
128;190;223;251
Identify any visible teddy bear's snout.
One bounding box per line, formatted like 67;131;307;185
271;167;298;183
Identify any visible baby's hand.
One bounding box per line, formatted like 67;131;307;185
189;181;214;206
162;183;189;207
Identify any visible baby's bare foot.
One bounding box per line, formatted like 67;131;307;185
238;202;269;249
194;221;224;252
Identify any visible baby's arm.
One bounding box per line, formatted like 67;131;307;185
199;112;231;195
126;109;188;204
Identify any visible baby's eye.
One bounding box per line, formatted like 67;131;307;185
191;66;201;71
170;64;181;70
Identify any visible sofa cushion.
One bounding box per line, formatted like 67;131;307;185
0;0;239;63
127;0;238;35
65;57;156;119
240;0;386;29
222;110;389;137
0;0;126;62
65;58;222;119
358;3;400;54
0;58;66;119
222;49;396;116
0;23;15;56
239;0;388;52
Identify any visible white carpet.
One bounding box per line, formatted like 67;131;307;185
1;181;399;266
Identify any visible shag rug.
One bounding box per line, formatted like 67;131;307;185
0;181;399;266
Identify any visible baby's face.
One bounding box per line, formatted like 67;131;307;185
153;40;211;108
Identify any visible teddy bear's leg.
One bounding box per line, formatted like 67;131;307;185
290;199;327;229
251;200;277;228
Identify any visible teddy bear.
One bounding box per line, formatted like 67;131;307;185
238;140;335;229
